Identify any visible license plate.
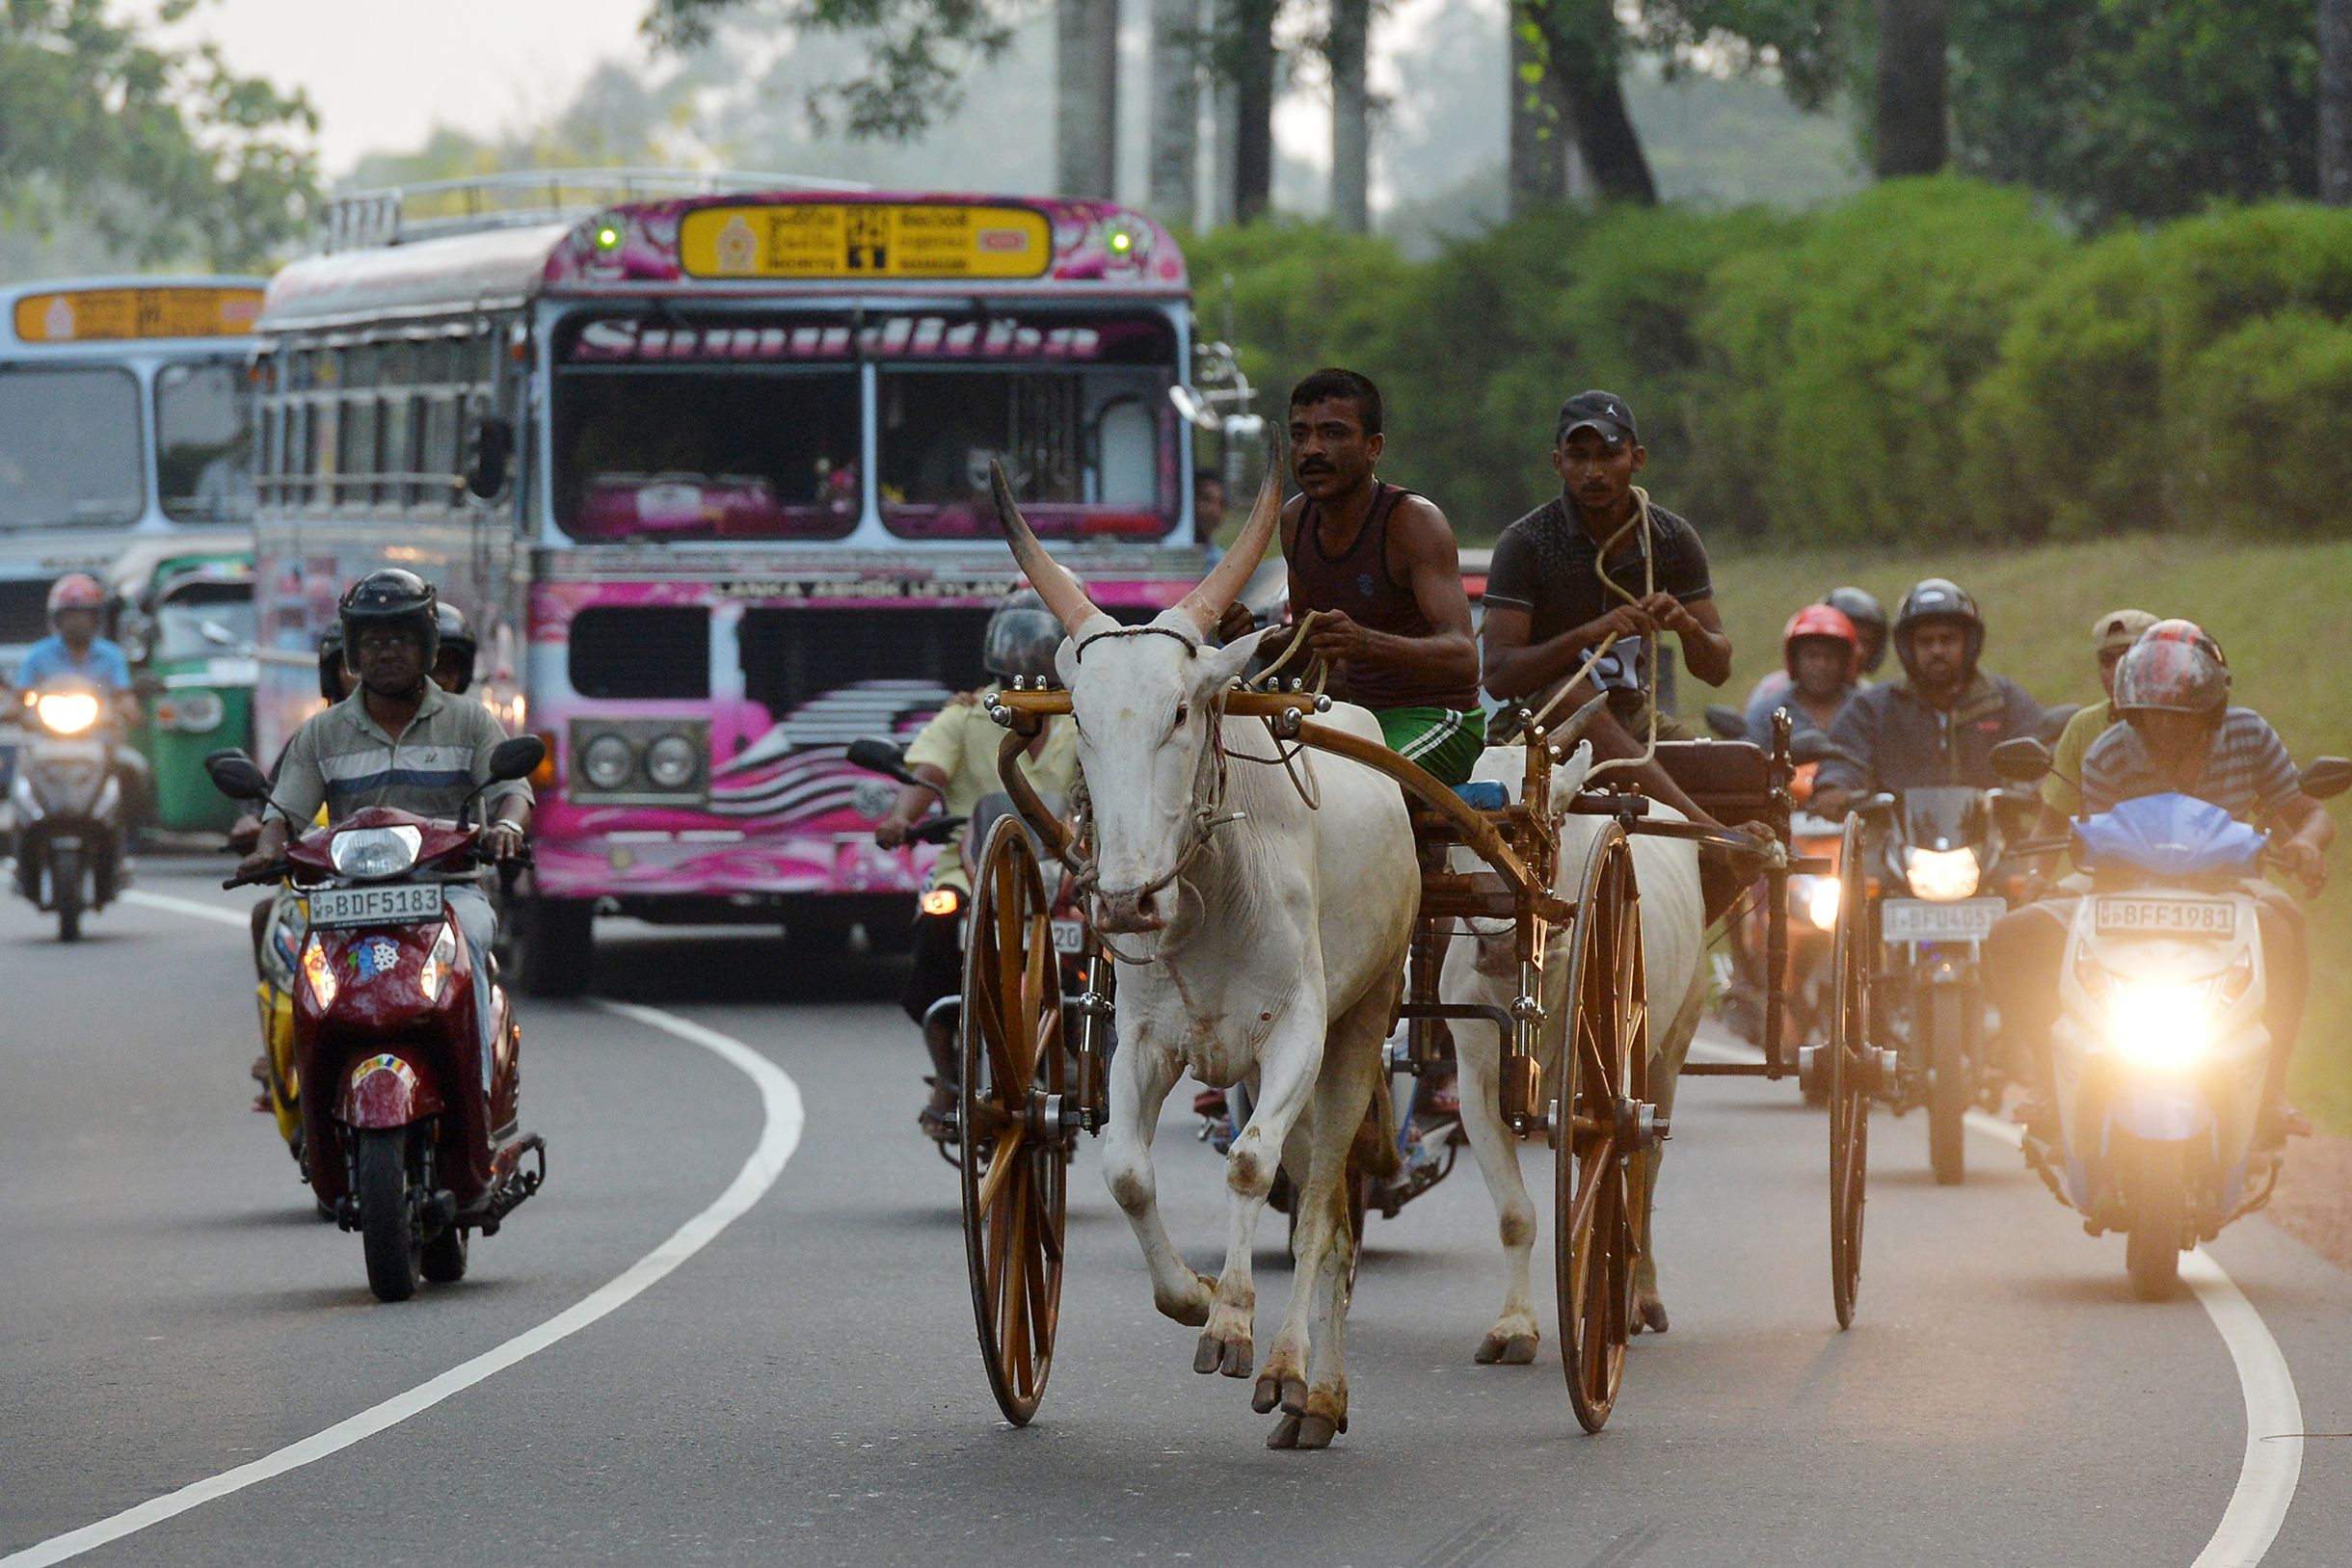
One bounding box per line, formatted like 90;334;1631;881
306;883;445;929
1882;896;2004;943
2094;895;2237;939
1051;917;1087;955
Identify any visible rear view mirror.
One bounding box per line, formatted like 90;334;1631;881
1788;730;1834;766
466;414;515;500
1991;736;2053;784
846;737;911;778
2301;756;2352;801
487;735;547;783
1702;704;1746;740
204;748;272;802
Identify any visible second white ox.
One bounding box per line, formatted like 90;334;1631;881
1442;739;1709;1363
992;465;1417;1450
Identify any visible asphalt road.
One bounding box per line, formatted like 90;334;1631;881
6;862;2352;1567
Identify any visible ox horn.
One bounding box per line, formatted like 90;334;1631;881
989;460;1106;635
1169;448;1285;638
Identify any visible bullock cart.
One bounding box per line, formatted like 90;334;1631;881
953;685;1871;1431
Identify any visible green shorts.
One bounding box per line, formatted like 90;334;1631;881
1374;706;1483;787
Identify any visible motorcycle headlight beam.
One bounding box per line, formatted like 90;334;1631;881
34;692;100;735
2107;981;2218;1070
329;825;422;880
1903;846;1981;902
1804;876;1841;932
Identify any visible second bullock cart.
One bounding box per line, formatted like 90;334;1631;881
952;682;1875;1431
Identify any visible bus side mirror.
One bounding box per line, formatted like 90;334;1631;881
466;414;515;500
2302;757;2352;801
1992;737;2053;784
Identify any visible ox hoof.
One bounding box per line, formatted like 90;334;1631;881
1631;1291;1670;1336
1157;1273;1216;1328
1293;1415;1338;1449
1193;1332;1252;1379
1252;1372;1308;1416
1475;1330;1539;1366
1266;1414;1302;1449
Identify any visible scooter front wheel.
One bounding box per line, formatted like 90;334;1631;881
2125;1140;2186;1302
357;1129;422;1302
52;843;82;943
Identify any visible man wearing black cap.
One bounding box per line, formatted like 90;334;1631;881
1482;390;1732;823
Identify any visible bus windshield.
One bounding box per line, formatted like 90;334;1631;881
155;360;256;523
0;366;144;530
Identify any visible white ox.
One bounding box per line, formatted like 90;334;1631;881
1441;740;1709;1364
993;467;1418;1450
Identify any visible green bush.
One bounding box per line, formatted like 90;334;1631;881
2174;311;2352;531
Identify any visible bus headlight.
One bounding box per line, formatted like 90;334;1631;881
1903;846;1980;902
645;733;701;789
579;733;635;790
2108;981;2217;1069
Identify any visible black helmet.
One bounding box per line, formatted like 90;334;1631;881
434;602;476;694
337;569;440;672
983;586;1065;681
1893;577;1984;678
317;626;350;704
1823;586;1888;674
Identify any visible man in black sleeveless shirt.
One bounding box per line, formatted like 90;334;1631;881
1219;367;1483;784
1482;390;1733;825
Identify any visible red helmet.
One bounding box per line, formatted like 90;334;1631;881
46;573;103;616
1781;602;1859;679
2114;623;2230;718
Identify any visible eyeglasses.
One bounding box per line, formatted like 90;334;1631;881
356;631;421;653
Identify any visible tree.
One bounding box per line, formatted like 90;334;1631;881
0;0;317;270
1326;0;1372;231
1056;0;1118;199
1873;0;1948;175
1507;9;1568;214
2320;0;2350;203
1220;0;1281;220
1148;0;1202;223
1512;0;1657;204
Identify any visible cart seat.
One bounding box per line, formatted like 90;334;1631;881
1651;739;1787;837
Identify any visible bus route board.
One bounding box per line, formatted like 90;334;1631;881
679;204;1053;281
12;286;263;344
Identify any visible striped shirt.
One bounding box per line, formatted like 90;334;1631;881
271;683;531;828
2080;706;2302;823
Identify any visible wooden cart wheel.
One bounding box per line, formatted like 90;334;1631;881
1554;823;1647;1433
959;817;1072;1425
1828;813;1871;1329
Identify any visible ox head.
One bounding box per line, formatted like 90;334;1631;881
991;460;1283;933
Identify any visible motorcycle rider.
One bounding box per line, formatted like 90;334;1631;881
432;602;477;695
1744;585;1887;723
1745;602;1861;750
9;572;152;843
234;571;530;1067
1989;623;2329;1145
874;587;1079;1135
2036;608;2160;826
1811;578;2045;816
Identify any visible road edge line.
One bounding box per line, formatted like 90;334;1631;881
1;997;801;1568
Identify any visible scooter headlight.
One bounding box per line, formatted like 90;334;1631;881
417;917;458;1002
1903;846;1980;902
1803;876;1841;932
2107;981;2218;1070
330;824;422;879
300;933;338;1010
921;887;962;917
34;692;100;735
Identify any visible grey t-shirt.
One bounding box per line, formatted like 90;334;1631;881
271;683;532;827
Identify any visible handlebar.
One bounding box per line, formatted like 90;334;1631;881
223;861;289;890
909;814;969;846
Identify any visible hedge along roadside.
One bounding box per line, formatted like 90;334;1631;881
1185;179;2352;547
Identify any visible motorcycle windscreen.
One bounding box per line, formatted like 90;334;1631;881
2074;792;2267;879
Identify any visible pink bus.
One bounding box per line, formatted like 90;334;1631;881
250;173;1232;988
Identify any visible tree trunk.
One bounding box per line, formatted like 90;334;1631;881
1522;0;1656;206
2325;0;2352;204
1056;0;1121;200
1328;0;1372;231
1148;0;1201;225
1507;8;1566;214
1229;0;1277;221
1873;0;1949;178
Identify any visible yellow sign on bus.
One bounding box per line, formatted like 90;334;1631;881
678;204;1053;281
12;286;264;344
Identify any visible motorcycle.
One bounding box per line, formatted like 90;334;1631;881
7;680;128;941
1994;741;2352;1298
254;878;312;1178
847;737;1088;1163
1853;777;2041;1183
206;739;549;1302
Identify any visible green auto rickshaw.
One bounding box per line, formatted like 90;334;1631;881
109;541;257;836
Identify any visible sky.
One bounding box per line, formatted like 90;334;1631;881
144;0;1473;180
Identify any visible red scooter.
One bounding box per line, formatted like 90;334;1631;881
208;740;548;1302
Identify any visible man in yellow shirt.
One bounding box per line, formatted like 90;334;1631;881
2042;608;2160;819
875;588;1080;1134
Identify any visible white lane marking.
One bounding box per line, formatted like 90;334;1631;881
121;888;251;929
1964;1108;2304;1568
2;998;801;1568
1690;1028;2301;1564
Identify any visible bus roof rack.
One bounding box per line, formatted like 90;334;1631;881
319;168;873;252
